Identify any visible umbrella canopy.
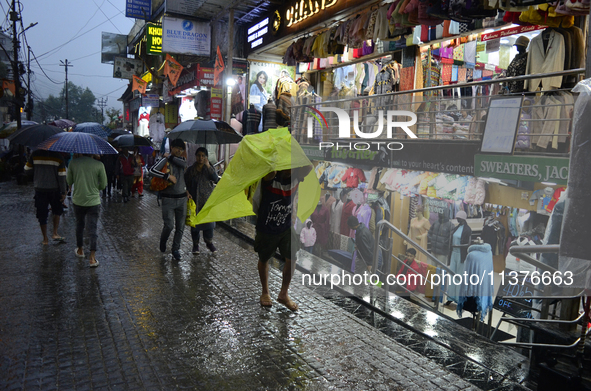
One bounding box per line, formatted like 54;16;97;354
37;132;118;155
7;124;64;148
73;122;112;138
0;120;38;138
48;119;76;129
167;119;243;144
112;134;153;148
109;128;131;138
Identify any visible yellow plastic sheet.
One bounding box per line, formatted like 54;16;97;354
194;127;320;225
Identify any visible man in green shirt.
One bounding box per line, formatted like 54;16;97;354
66;154;107;267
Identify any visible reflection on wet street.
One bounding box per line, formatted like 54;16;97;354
1;182;517;389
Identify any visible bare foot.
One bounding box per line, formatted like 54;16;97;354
42;239;49;245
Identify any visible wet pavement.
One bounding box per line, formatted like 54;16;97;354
2;181;496;390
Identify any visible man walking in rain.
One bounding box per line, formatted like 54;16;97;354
253;166;312;311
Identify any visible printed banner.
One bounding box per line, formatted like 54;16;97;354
162;16;211;56
101;32;127;64
113;57;143;80
132;75;147;95
480;25;544;42
248;60;295;109
213;46;225;87
164;54;183;86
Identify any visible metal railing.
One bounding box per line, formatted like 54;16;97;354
367;221;588;352
290;68;584;153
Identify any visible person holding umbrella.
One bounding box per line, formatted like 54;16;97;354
184;147;219;254
67;154;107;267
149;138;188;261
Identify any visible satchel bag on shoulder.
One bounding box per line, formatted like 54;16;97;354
150;161;171;191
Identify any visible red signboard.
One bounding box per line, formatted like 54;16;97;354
480;25;544;42
197;65;215;88
210;87;223;120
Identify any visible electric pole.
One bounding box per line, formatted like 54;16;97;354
26;45;32;120
60;59;72;119
10;0;21;129
97;97;108;124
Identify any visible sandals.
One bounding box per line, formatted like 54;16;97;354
89;260;99;268
74;248;85;258
277;297;299;312
52;236;66;242
260;294;273;307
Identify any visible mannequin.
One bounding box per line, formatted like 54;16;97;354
505;36;529;93
457;237;494;321
446;211;473;304
262;98;277;132
427;211;454;267
405;205;432;264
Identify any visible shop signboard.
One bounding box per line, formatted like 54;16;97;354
125;0;151;20
246;0;366;54
210;88;223;120
142;94;160;108
480;25;544;42
146;23;162;55
161;16;211;57
474;154;569;185
197;66;214;87
101;33;127;64
302;145;327;161
325;140;479;173
113;56;144;80
248;60;295;107
170;66;198;95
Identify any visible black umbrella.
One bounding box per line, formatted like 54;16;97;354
112;134;153;148
7;124;64;148
167;119;243;145
109;128;131;139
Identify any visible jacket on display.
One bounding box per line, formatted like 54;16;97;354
428;214;454;256
525;29;565;92
300;219;317;247
456;243;494;321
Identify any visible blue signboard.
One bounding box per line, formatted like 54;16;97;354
126;0;151;20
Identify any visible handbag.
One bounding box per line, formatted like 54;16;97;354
150;160;171;191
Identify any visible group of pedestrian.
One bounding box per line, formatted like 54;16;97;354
26;149;106;267
149;139;220;261
26;133;310;312
101;147;145;202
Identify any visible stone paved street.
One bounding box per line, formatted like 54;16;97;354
0;182;481;390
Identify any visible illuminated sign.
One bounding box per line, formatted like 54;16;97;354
146;23;162;54
247;17;270;49
286;0;337;27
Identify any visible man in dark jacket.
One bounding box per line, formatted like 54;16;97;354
149;138;188;260
24;149;67;244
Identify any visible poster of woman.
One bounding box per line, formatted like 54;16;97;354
248;61;296;112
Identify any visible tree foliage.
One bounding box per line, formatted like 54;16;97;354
105;107;121;129
32;81;101;124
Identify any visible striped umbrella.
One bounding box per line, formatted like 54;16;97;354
37;132;118;155
72;122;112;138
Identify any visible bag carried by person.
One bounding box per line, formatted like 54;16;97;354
186;198;198;227
150;160;171;191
